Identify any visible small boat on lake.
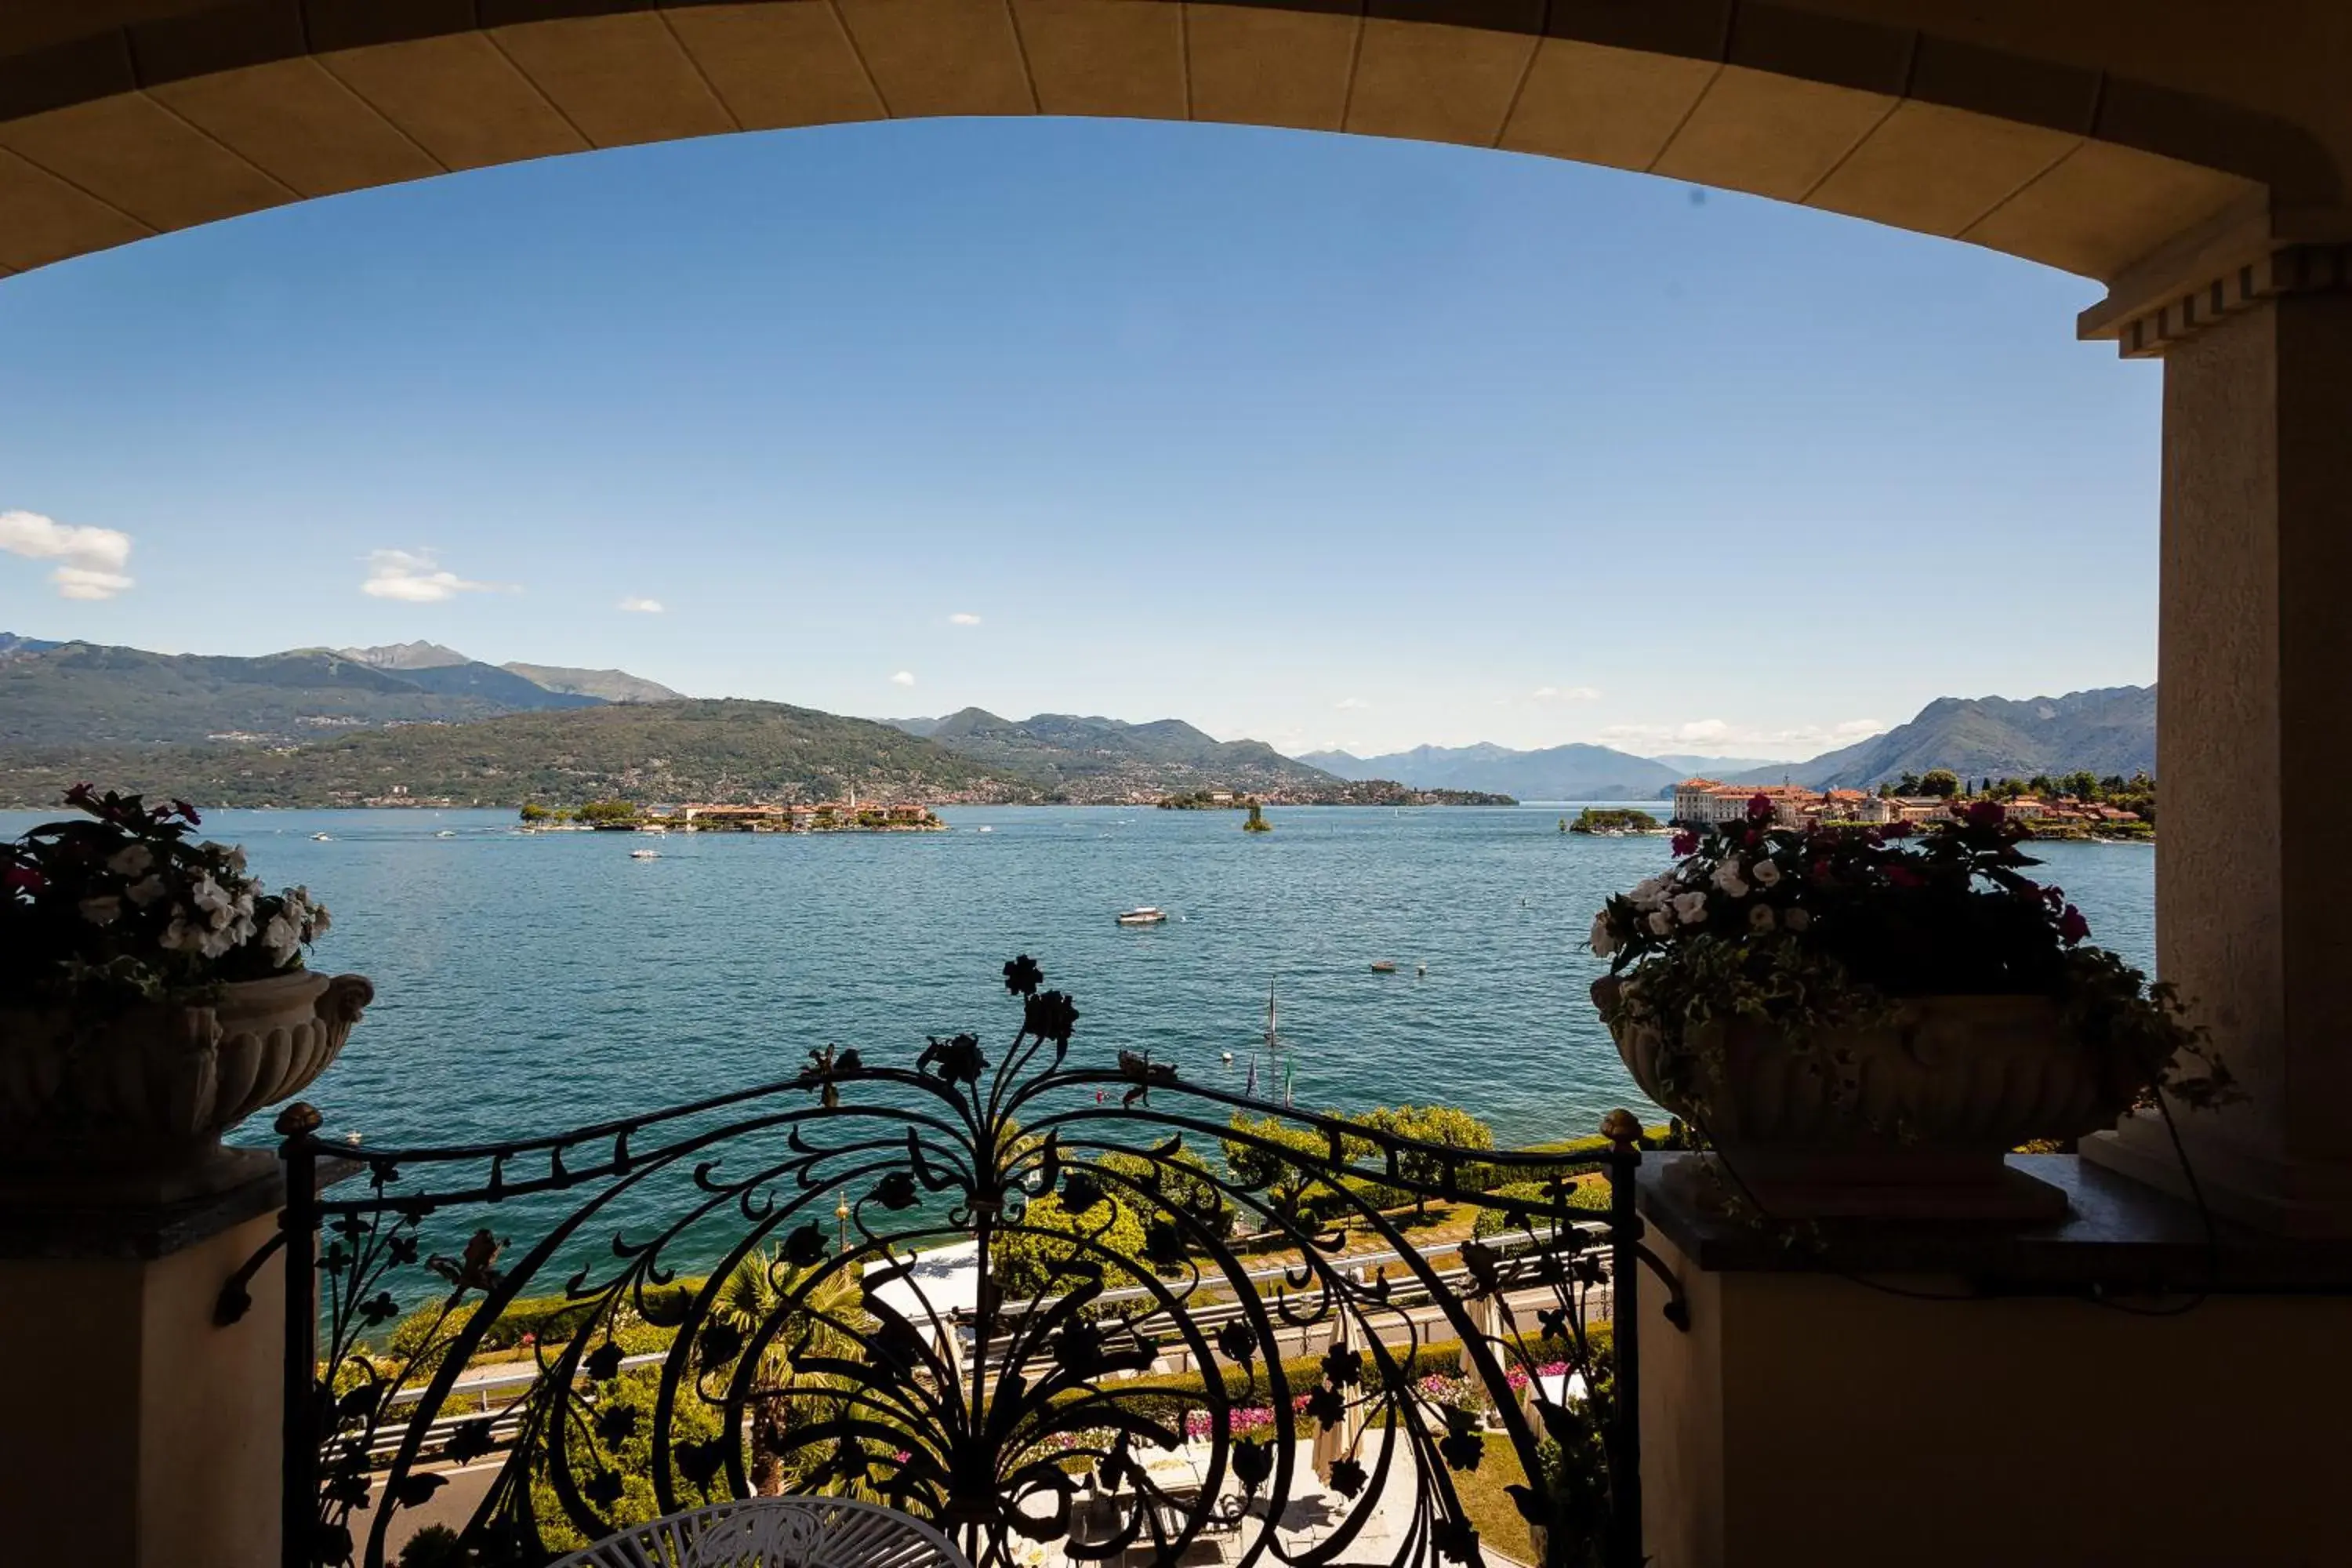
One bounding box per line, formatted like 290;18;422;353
311;832;332;841
434;830;456;838
1116;906;1167;926
1370;960;1398;974
630;848;661;860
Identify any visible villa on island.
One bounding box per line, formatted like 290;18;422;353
666;801;940;831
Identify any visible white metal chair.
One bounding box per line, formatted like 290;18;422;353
546;1496;974;1568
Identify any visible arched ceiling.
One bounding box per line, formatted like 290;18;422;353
1;1;2341;332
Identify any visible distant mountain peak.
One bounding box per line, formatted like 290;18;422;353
336;641;471;670
1308;739;1677;799
500;662;681;703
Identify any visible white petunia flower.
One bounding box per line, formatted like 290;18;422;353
1631;876;1669;909
1751;858;1782;887
1646;910;1673;937
107;844;154;877
125;874;169;907
1672;891;1709;925
1711;862;1749;898
190;877;230;916
262;914;301;964
1785;907;1812;932
162;916;204;953
1748;904;1777;932
79;895;122;925
1589;912;1619;957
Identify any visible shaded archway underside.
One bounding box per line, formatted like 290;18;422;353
1;0;2344;321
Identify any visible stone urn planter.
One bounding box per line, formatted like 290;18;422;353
1594;975;2138;1219
0;968;372;1205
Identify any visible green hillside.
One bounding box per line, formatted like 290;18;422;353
0;638;595;746
0;699;1045;808
891;709;1337;800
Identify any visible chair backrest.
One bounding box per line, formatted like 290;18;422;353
546;1496;975;1568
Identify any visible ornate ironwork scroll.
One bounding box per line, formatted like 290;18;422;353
267;958;1661;1568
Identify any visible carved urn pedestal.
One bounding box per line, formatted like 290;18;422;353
1595;976;2140;1221
0;969;372;1205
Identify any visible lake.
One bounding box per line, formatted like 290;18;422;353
2;802;2158;1152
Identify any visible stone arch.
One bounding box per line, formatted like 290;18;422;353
0;0;2339;323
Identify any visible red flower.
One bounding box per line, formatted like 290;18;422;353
1885;863;1924;889
1965;800;2005;827
2;865;42;895
1670;831;1699;858
1746;793;1774;822
2058;904;2091;944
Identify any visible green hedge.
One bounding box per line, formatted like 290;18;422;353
1085;1323;1613;1425
1457;1122;1684;1193
1471;1178;1613;1237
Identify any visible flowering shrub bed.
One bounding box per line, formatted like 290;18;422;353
1589;796;2231;1123
1;785;331;1006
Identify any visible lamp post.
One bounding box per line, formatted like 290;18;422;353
835;1196;850;1254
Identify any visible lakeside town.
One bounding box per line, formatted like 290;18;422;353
1671;771;2154;837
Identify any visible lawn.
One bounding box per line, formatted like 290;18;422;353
1449;1433;1538;1565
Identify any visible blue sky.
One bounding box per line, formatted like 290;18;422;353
0;116;2158;761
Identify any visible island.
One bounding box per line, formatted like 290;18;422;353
1157;781;1516;809
1566;807;1665;835
519;800;946;833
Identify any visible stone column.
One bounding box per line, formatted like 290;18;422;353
0;1177;286;1567
2082;250;2352;1234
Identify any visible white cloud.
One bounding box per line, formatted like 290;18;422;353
949;612;982;626
361;549;503;603
1335;696;1371;711
0;510;135;600
618;596;665;614
891;670;916;687
1530;685;1602;702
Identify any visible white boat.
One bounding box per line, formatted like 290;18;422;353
1115;906;1167;926
311;832;332;841
976;826;994;834
630;848;661;860
434;830;456;838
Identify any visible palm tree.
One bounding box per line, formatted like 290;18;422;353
713;1245;867;1494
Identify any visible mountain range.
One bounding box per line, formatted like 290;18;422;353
0;699;1028;810
0;637;677;748
1720;686;2157;789
0;627;2156;807
888;710;1338;797
336;641;683;705
1301;742;1680;800
1306;686;2155;797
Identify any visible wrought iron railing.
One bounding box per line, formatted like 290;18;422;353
237;958;1682;1568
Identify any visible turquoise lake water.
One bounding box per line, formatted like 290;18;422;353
1;803;2159;1152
